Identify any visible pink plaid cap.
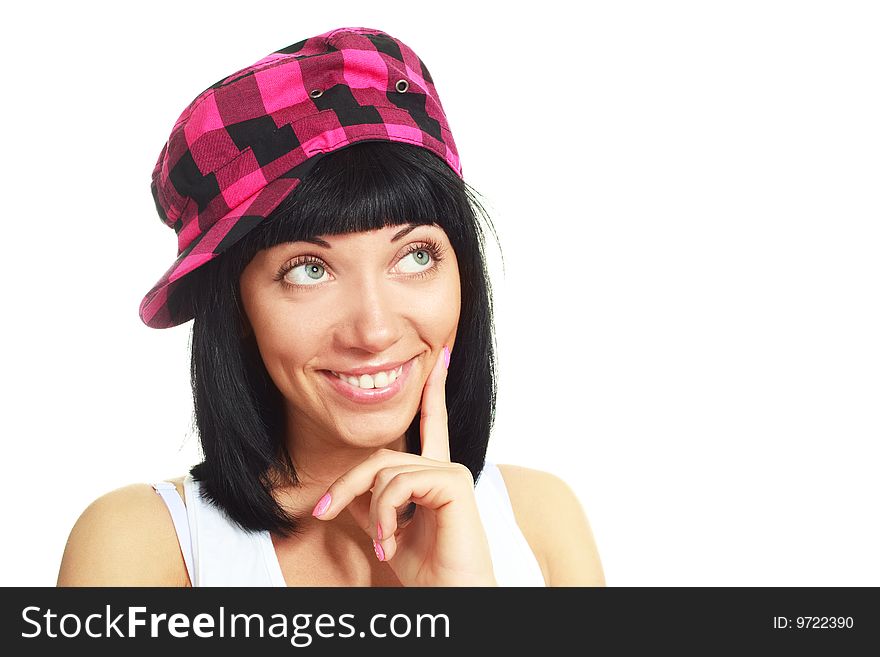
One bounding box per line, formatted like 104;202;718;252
140;27;462;329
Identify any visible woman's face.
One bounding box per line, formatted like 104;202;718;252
239;223;461;449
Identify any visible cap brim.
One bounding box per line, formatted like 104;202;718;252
139;172;306;329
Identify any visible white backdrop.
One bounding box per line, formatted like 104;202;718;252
2;0;877;586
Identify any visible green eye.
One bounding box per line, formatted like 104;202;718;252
305;263;324;280
286;261;328;286
279;239;444;290
397;248;434;274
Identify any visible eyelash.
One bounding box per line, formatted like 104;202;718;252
273;237;447;291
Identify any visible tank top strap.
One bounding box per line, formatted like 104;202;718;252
152;481;195;586
475;461;546;586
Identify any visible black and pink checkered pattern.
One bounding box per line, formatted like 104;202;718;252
140;27;462;329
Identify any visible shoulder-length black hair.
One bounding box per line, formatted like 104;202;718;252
177;140;500;537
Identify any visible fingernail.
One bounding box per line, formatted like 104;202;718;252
443;345;450;370
373;539;385;561
312;492;331;517
377;521;383;540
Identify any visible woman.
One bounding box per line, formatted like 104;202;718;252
57;26;604;587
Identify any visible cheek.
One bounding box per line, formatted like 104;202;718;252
408;271;461;337
249;305;324;386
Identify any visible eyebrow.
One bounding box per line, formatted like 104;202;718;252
300;223;422;248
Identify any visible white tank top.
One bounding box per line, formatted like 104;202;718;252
153;460;546;586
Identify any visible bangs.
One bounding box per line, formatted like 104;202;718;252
238;140;465;258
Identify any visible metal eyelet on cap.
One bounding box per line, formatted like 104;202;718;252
309;88;323;99
395;79;409;93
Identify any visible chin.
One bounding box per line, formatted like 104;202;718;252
334;416;414;449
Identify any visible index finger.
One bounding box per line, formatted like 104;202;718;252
419;345;451;462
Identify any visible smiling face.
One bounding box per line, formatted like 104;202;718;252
238;223;461;451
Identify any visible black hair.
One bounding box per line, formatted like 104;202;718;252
179;140;500;537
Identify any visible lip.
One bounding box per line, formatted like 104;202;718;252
328;358;411;377
320;356;417;405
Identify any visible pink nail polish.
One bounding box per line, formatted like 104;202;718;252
373;539;385;561
312;492;331;517
443;345;450;369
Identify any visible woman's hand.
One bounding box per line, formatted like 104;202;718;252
311;345;497;587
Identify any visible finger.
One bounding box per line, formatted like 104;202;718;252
372;468;464;561
370;465;448;559
345;495;415;565
419;345;451;462
311;448;423;520
340;495;417;544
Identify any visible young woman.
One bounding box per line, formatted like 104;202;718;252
57;26;604;587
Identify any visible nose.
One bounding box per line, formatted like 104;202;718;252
336;275;404;354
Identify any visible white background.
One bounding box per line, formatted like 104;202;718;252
1;1;877;586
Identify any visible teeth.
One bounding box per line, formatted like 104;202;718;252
331;365;403;390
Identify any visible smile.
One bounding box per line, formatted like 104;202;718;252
330;365;404;390
321;357;416;404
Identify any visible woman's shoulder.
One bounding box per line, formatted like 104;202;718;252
495;464;606;587
57;476;190;587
